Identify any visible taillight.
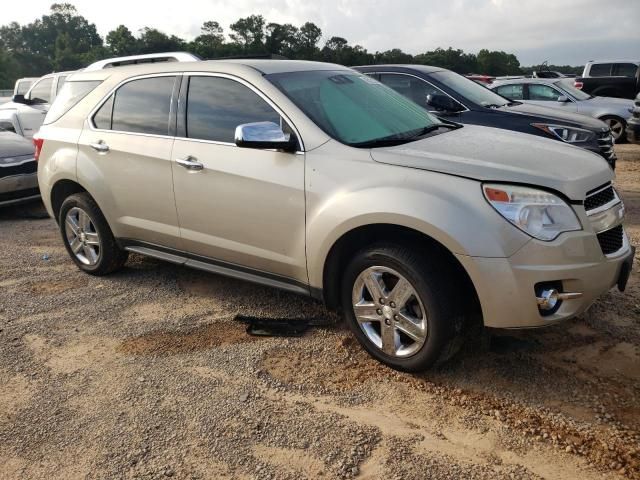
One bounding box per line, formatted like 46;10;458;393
33;136;44;161
574;81;583;90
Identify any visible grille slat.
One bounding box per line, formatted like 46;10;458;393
584;185;616;212
596;225;624;255
0;161;37;178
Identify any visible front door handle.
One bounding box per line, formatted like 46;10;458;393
90;141;109;153
176;155;204;171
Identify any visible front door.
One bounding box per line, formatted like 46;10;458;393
171;74;306;283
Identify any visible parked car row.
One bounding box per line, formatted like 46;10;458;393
355;65;617;167
490;77;634;143
29;56;633;372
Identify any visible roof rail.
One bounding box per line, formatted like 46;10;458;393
84;52;200;71
211;53;289;61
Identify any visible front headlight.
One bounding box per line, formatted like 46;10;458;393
532;123;595;143
483;184;581;241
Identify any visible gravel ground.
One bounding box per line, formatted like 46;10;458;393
1;145;639;480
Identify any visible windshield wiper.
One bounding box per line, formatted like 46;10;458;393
351;123;460;148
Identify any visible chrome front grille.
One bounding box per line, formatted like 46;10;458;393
584;184;616;212
596;130;616;164
585;183;626;256
597;225;624;255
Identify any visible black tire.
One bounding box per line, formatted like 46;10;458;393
58;192;128;275
601;115;627;144
341;243;466;372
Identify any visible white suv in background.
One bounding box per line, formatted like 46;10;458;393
0;53;198;139
0;71;73;138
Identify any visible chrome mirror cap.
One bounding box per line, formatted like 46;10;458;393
234;121;296;152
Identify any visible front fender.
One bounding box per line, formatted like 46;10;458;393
305;146;531;290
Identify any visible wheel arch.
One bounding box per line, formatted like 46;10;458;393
320;223;482;322
50;179;89;223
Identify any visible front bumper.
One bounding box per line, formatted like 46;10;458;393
456;228;634;329
626;118;640;144
0;172;40;206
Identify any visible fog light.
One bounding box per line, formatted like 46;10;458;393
537;289;560;310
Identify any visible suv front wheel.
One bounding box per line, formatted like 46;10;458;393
59;193;128;275
341;243;463;372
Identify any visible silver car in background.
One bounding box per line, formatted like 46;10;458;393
490;78;634;142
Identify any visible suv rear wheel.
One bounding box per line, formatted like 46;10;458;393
59;193;128;275
341;243;463;372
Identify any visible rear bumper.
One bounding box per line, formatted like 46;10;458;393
457;228;634;329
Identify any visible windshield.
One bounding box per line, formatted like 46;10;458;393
266;70;441;147
430;70;511;107
555;79;592;101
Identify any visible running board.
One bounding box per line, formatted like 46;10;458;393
124;245;310;296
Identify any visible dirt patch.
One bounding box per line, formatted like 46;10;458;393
28;277;86;296
118;320;259;355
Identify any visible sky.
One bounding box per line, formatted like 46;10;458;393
3;0;640;66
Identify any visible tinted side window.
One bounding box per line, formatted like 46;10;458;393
495;84;524;100
589;63;612;77
612;63;638;77
111;76;175;135
186;76;280;143
379;74;443;108
56;76;68;94
528;84;562;101
93;94;114;130
28;78;53;104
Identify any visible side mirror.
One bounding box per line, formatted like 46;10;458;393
12;94;28;105
426;94;463;112
557;95;569;103
235;121;297;152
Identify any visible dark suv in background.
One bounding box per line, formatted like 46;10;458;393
354;65;617;168
575;60;640;100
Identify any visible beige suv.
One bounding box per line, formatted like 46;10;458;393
36;60;634;371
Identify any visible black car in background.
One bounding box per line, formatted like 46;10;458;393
627;93;640;144
0;128;39;207
353;65;617;168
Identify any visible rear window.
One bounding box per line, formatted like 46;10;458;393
588;63;612;77
44;80;102;124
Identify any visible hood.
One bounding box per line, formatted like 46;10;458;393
370;125;612;201
0;131;34;158
0;101;20;111
586;96;634;108
502;102;608;131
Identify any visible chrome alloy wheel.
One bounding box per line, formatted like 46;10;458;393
64;207;101;266
351;266;427;358
604;118;624;141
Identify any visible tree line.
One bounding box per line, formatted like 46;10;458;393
0;3;582;89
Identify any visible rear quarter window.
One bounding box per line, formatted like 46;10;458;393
611;63;638;77
588;63;612;77
44;80;102;125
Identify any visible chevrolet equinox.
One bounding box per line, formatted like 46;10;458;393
36;60;635;371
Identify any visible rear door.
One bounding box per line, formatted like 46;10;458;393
170;74;307;282
77;74;182;249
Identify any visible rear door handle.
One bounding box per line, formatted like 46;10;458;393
90;141;109;153
176;155;204;171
